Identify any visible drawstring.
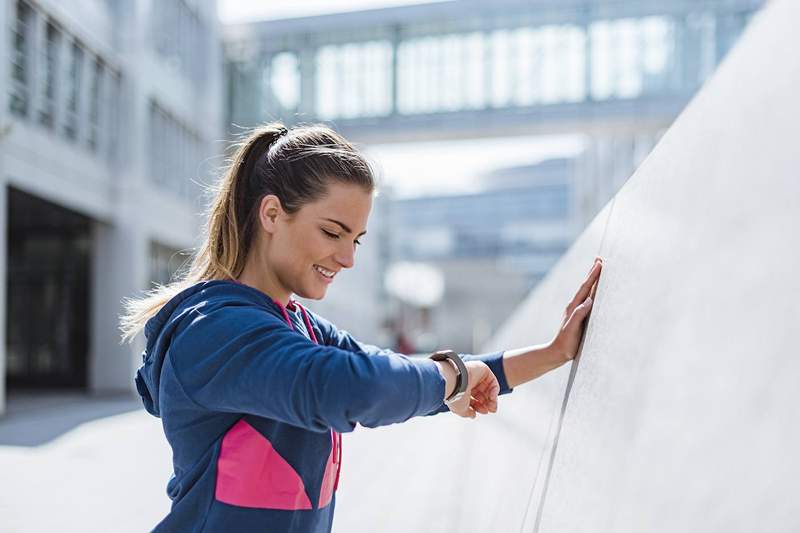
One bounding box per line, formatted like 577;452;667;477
295;301;320;345
275;300;293;329
272;298;319;345
272;297;341;491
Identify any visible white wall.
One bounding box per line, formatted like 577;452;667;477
536;2;800;529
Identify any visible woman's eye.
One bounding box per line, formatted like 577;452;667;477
323;229;361;246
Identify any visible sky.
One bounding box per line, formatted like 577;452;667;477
218;0;449;24
364;135;585;198
218;0;586;198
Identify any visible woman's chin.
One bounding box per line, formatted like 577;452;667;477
297;285;327;300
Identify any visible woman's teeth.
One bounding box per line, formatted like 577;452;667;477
314;265;335;278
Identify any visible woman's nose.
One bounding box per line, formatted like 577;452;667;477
335;242;356;269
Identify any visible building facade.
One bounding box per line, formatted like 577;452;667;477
0;0;223;414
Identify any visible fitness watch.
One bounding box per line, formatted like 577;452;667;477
429;349;468;405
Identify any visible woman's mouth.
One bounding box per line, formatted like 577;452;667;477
313;265;336;283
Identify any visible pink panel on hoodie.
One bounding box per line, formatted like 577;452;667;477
215;419;312;510
318;431;340;508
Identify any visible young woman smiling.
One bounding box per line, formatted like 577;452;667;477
120;123;601;532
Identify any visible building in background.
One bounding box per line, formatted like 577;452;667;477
0;0;223;415
222;0;764;352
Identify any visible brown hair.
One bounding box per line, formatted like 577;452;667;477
119;122;375;342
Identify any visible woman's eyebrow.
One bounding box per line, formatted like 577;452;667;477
322;218;367;237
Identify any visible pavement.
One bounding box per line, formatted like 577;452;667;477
0;392;172;533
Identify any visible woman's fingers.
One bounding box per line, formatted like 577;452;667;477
589;279;599;300
566;259;603;317
470;398;489;414
567;265;598;314
471;374;499;413
469;392;495;415
589;256;602;300
471;387;495;411
571;295;594;323
555;295;595;362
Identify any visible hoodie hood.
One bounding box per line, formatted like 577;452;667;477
134;280;289;417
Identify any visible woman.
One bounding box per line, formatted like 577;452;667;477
120;123;602;532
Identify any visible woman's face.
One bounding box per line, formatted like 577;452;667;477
266;181;372;301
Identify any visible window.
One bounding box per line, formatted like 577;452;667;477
7;2;119;162
38;21;60;128
148;100;204;200
87;58;103;151
149;242;189;286
9;0;33;117
151;0;208;84
105;71;121;163
62;41;84;140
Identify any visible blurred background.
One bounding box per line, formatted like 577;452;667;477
0;0;766;528
0;0;766;411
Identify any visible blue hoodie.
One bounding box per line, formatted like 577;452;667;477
136;280;513;532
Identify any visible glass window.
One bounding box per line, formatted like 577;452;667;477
62;41;84;140
149;242;188;286
151;0;208;84
87;58;103;151
148;99;203;200
9;0;34;117
38;20;60;128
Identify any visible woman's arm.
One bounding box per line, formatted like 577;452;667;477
309;313;509;416
310;313;514;395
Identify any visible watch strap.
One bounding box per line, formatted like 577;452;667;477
429;349;468;403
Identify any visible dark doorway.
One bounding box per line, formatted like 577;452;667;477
6;187;92;389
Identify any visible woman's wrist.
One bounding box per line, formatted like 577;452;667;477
433;360;457;400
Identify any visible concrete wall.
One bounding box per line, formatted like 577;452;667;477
334;0;800;530
534;1;800;529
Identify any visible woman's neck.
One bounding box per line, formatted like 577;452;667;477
236;256;291;307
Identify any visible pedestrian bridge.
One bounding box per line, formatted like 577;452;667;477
334;0;800;530
224;0;763;142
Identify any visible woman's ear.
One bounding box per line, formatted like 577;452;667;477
258;194;283;234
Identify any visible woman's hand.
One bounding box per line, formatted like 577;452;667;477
550;257;603;362
449;361;500;418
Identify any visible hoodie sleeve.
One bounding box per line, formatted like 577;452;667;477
311;312;514;417
168;306;447;433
